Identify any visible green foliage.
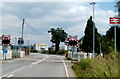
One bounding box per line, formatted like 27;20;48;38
106;26;120;52
48;47;56;54
72;53;119;77
41;51;48;54
12;53;19;58
78;59;91;70
100;35;114;54
30;49;38;53
48;28;68;53
81;16;100;53
80;17;120;54
57;50;68;55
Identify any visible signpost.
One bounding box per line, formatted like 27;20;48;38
3;49;8;60
110;17;120;24
66;35;78;63
109;17;120;54
2;35;11;60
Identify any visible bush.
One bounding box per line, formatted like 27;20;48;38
30;49;38;53
57;50;68;55
73;59;91;71
48;50;56;54
41;51;48;54
79;59;91;70
12;53;19;58
72;53;119;77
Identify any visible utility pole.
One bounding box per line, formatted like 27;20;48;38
28;40;30;54
19;19;25;51
114;1;120;53
114;26;116;53
90;2;96;58
15;37;17;51
22;19;25;40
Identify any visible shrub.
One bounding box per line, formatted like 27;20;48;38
57;50;68;55
30;49;38;53
78;59;91;70
41;51;48;54
12;53;19;58
72;53;119;77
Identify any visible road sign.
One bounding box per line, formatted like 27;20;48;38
66;35;78;47
2;35;11;45
110;17;120;24
109;17;118;54
18;38;24;45
3;49;8;53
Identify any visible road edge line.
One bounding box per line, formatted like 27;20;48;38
62;59;69;79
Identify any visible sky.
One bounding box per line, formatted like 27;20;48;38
0;0;117;47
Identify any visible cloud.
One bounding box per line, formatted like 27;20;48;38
2;2;115;46
2;14;21;34
95;9;115;35
30;7;42;15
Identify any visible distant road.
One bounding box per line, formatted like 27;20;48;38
1;53;75;78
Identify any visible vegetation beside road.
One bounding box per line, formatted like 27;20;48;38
30;49;38;53
72;52;119;78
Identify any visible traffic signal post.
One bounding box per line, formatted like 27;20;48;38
1;35;11;60
66;35;78;63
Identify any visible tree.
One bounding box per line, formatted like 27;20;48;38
116;1;120;17
81;16;100;53
100;35;114;54
48;28;68;53
106;26;120;52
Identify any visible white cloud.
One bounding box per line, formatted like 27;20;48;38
95;9;115;34
2;2;115;46
30;7;42;15
2;13;21;38
2;14;21;28
2;3;16;12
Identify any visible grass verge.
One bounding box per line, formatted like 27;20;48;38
72;53;119;78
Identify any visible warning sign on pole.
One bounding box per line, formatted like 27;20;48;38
110;17;120;24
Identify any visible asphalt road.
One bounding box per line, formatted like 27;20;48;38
1;53;75;79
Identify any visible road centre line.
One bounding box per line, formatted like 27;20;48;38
2;55;49;78
62;59;69;79
7;74;14;78
29;65;32;67
2;66;27;78
32;55;49;65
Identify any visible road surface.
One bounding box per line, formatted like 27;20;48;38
1;53;75;79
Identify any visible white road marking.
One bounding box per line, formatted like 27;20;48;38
33;55;49;65
2;66;27;78
28;55;49;68
2;54;49;78
7;74;14;77
62;59;69;79
29;65;32;67
32;63;35;64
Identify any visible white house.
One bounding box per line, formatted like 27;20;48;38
34;43;48;52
